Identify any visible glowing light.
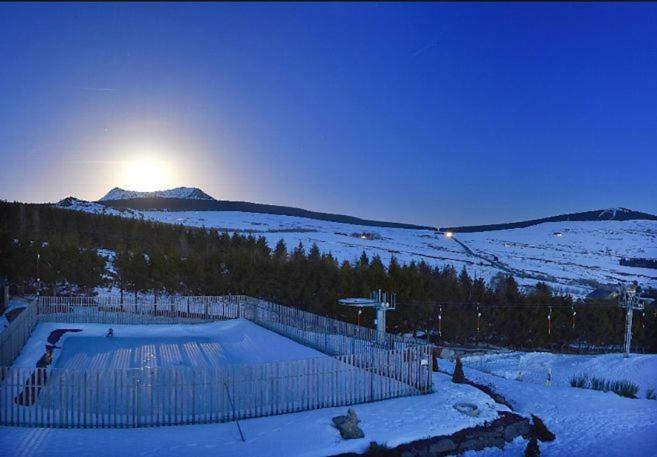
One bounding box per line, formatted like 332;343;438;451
120;157;174;191
444;231;454;238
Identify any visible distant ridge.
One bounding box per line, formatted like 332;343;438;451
440;208;657;233
91;187;434;230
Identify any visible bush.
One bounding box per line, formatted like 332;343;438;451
608;380;639;399
452;357;466;384
531;415;555;442
646;389;656;400
364;442;392;456
524;437;540;457
570;373;588;388
589;377;609;392
571;374;639;399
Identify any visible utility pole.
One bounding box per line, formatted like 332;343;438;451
619;283;646;358
36;252;41;297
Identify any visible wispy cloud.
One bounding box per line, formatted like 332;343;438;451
411;40;441;60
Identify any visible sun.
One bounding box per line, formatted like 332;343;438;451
120;158;173;191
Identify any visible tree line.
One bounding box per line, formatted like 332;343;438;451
1;201;655;352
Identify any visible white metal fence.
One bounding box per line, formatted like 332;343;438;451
0;296;432;428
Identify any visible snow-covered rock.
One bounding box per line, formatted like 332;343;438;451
55;197;143;218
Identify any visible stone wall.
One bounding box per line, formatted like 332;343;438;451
334;411;531;457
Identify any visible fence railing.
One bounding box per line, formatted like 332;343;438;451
36;295;244;325
0;300;38;367
242;297;432;393
1;295;432;428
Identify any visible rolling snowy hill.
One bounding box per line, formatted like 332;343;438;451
441;207;657;233
92;187;433;230
54;191;657;296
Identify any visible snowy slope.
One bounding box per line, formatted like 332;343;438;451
53;198;657;294
456;220;657;290
99;186;214;201
461;351;657;396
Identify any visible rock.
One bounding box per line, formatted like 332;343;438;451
503;419;531;442
332;408;365;440
459;434;505;452
429;438;456;453
459;438;487;452
453;402;479;417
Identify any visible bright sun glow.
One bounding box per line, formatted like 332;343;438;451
121;158;174;191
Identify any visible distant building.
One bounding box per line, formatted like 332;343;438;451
586;288;619;301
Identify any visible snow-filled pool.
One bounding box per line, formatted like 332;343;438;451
11;319;328;370
53;336;216;370
3;319;419;426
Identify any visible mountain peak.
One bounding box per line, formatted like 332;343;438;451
99;187;215;202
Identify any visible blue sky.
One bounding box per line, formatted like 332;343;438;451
1;3;656;226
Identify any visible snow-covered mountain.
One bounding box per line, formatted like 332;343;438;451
99;187;214;201
54;192;657;296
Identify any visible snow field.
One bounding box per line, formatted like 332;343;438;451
461;351;657;396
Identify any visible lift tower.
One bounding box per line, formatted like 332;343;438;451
618;283;649;358
339;290;396;341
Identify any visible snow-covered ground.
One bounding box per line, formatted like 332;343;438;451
2;355;655;457
436;360;657;457
0;372;502;457
55;199;657;295
461;351;657;397
3;324;656;457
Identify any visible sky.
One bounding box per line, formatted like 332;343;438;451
0;3;656;227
